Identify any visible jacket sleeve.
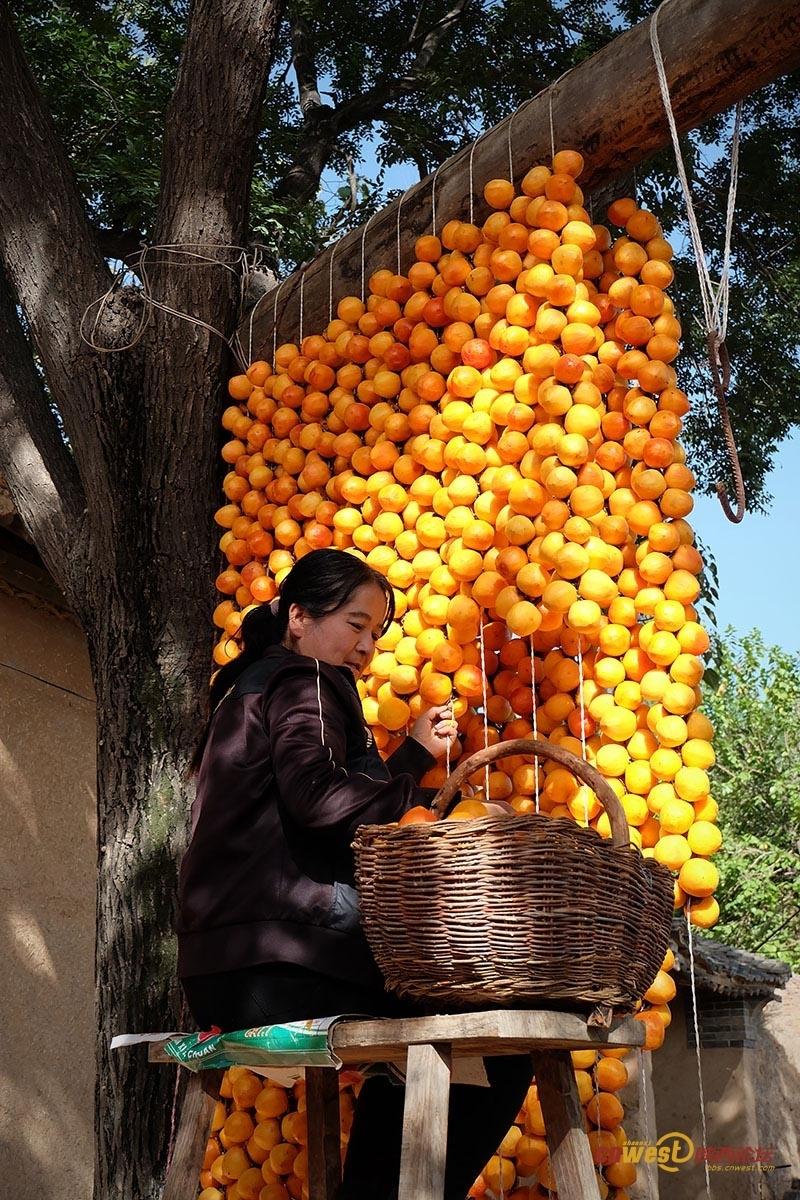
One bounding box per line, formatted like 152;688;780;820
263;659;421;835
386;736;436;783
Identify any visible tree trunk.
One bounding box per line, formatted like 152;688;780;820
0;0;284;1191
91;602;212;1199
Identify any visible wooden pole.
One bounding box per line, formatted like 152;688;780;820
239;0;800;363
398;1043;451;1200
305;1068;342;1200
532;1049;602;1199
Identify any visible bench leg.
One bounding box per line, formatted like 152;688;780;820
306;1067;342;1200
531;1049;600;1200
162;1070;215;1200
399;1043;451;1200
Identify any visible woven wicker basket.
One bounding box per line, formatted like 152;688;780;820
353;738;674;1017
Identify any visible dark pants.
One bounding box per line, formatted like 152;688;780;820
182;964;533;1200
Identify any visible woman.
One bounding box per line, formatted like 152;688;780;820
178;548;532;1200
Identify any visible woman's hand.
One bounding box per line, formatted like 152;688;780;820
410;704;459;762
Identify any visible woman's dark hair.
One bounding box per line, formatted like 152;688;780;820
192;549;394;770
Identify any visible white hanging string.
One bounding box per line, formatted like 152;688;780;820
686;904;713;1199
500;64;574;188
506;106;518;182
396;190;405;274
467;132;488;226
639;1047;653;1200
272;277;287;366
328;241;337;324
577;637;589;825
244;264;271;368
650;0;745;522
395;179;425;275
360;212;378;302
651;4;741;340
529;633;540;813
430;164;443;238
576;638;588;763
478;621;491;799
548;86;558;161
298;271;306;344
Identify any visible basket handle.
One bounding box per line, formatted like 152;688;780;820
430;737;630;849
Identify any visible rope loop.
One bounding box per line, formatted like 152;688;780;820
707;333;745;523
80;242;252;371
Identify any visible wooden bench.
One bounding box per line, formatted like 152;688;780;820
151;1008;644;1200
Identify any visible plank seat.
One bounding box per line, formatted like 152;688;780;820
148;1009;644;1200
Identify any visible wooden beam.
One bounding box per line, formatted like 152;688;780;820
147;1010;644;1065
330;1010;645;1065
240;0;800;362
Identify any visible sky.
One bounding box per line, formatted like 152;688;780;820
321;141;800;657
691;436;800;653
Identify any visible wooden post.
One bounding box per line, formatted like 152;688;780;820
398;1043;451;1200
305;1067;342;1200
531;1049;601;1200
162;1071;215;1200
239;0;800;361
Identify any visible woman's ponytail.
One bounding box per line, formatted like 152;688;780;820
207;603;285;711
191;603;286;771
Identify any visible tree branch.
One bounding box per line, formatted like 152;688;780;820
275;0;472;203
0;263;87;610
0;3;136;499
96;226;146;264
289;5;324;116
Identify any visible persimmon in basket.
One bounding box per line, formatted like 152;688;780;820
398;805;437;826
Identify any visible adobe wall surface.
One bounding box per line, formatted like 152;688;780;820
0;587;96;1200
651;991;759;1199
750;975;800;1198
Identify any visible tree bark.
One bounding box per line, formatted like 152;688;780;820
0;2;281;1198
0;263;87;609
0;2;132;499
91;613;209;1200
249;0;800;357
